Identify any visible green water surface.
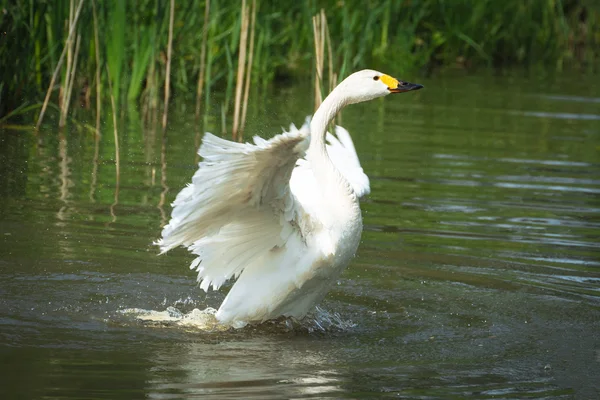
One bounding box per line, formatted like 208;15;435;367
1;72;599;399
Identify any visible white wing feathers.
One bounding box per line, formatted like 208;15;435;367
157;120;368;298
159;123;308;251
187;211;292;292
326;126;370;198
157;123;309;291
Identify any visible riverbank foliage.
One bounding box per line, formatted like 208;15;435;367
1;0;598;121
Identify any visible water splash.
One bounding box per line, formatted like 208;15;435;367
117;305;355;333
306;306;357;332
118;306;226;331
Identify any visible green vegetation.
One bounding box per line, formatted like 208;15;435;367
0;0;598;123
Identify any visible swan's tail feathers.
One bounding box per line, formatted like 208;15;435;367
158;124;309;255
325;126;371;198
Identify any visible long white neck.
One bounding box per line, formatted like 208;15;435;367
306;83;360;227
307;85;347;158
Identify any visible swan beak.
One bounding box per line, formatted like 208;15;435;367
388;80;424;94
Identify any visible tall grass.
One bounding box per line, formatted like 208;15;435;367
34;0;84;129
106;0;126;107
1;0;599;124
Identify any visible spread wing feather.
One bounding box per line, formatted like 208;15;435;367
157;123;310;292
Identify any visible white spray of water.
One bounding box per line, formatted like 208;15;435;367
118;306;355;333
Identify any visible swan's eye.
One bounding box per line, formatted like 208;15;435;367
373;76;380;81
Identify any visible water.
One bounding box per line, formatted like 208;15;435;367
1;72;599;398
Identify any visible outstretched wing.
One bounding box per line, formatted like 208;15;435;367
326;126;370;198
157;122;310;291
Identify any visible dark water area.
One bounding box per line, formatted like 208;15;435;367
1;72;599;399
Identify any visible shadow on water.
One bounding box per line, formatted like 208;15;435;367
0;72;599;398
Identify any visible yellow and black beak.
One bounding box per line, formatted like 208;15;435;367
380;74;423;93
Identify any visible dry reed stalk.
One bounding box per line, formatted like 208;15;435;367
311;15;319;108
312;12;325;110
239;0;256;139
92;0;101;135
323;12;340;124
324;11;334;94
60;0;75;110
312;10;339;124
195;0;211;121
59;33;81;128
36;0;84;130
332;72;341;124
232;0;249;141
162;0;175;131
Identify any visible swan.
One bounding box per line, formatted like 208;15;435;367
157;69;423;328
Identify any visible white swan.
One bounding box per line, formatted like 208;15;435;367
157;69;423;328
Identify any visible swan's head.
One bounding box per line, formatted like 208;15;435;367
340;69;423;105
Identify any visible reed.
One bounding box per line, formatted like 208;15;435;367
105;0;126;108
106;62;120;222
240;0;257;138
106;64;120;183
312;10;339;124
232;0;249;141
127;25;155;103
34;0;84;130
58;0;75;125
195;0;211;120
92;0;101;134
162;0;175;131
59;31;81;128
2;0;599;124
324;14;339;124
312;11;325;110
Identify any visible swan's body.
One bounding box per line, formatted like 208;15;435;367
157;70;422;328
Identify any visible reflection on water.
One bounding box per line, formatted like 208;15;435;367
0;72;599;398
146;336;346;399
517;110;600;121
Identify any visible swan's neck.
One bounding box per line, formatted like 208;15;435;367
307;86;347;158
306;85;360;229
